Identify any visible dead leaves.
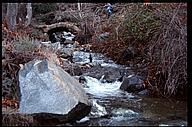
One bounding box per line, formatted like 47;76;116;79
2;98;19;109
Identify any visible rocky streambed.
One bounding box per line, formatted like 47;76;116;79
70;50;187;126
2;30;187;126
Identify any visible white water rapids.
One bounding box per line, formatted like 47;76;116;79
73;51;187;126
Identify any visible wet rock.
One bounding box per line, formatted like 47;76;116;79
99;74;108;83
49;33;59;43
83;65;129;83
118;70;128;82
59;47;74;59
117;75;124;82
73;51;93;64
63;64;82;76
18;59;91;125
63;40;74;45
60;37;66;44
76;116;90;123
90;99;107;118
111;108;139;117
79;76;87;84
65;44;74;48
138;89;149;96
62;60;82;76
72;65;83;76
120;75;144;93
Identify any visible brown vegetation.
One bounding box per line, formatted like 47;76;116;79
1;3;187;126
2;113;37;126
91;3;187;98
2;3;187;106
2;24;63;101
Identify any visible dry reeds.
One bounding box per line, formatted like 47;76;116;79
91;3;187;97
147;3;187;97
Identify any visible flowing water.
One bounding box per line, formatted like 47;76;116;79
52;32;187;126
72;51;187;126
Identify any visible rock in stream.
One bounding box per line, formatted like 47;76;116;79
18;59;91;125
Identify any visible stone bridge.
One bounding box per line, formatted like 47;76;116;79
35;22;81;35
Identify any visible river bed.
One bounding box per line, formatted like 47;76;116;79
72;51;187;126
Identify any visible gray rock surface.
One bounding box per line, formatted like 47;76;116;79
82;65;130;83
59;47;74;59
61;59;82;76
18;59;91;125
120;75;145;93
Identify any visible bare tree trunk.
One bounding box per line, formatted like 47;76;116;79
2;3;7;22
6;3;18;31
25;3;32;26
17;3;27;25
77;3;82;19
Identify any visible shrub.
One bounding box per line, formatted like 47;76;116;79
2;113;36;126
148;3;187;97
91;3;187;98
120;5;161;46
13;35;40;53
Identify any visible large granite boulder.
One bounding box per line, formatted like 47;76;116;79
18;59;91;125
120;75;145;93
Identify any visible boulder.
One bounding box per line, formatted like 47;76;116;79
18;59;91;125
120;75;145;93
59;47;74;59
82;65;129;83
63;40;74;45
79;76;87;84
61;59;82;76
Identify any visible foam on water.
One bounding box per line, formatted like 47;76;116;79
84;76;123;97
76;116;90;123
90;99;108;117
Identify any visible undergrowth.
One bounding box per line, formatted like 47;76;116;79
91;3;187;98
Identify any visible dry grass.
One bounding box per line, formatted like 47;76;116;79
147;3;187;97
2;113;36;126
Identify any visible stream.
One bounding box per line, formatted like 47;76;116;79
51;31;187;126
71;51;187;126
